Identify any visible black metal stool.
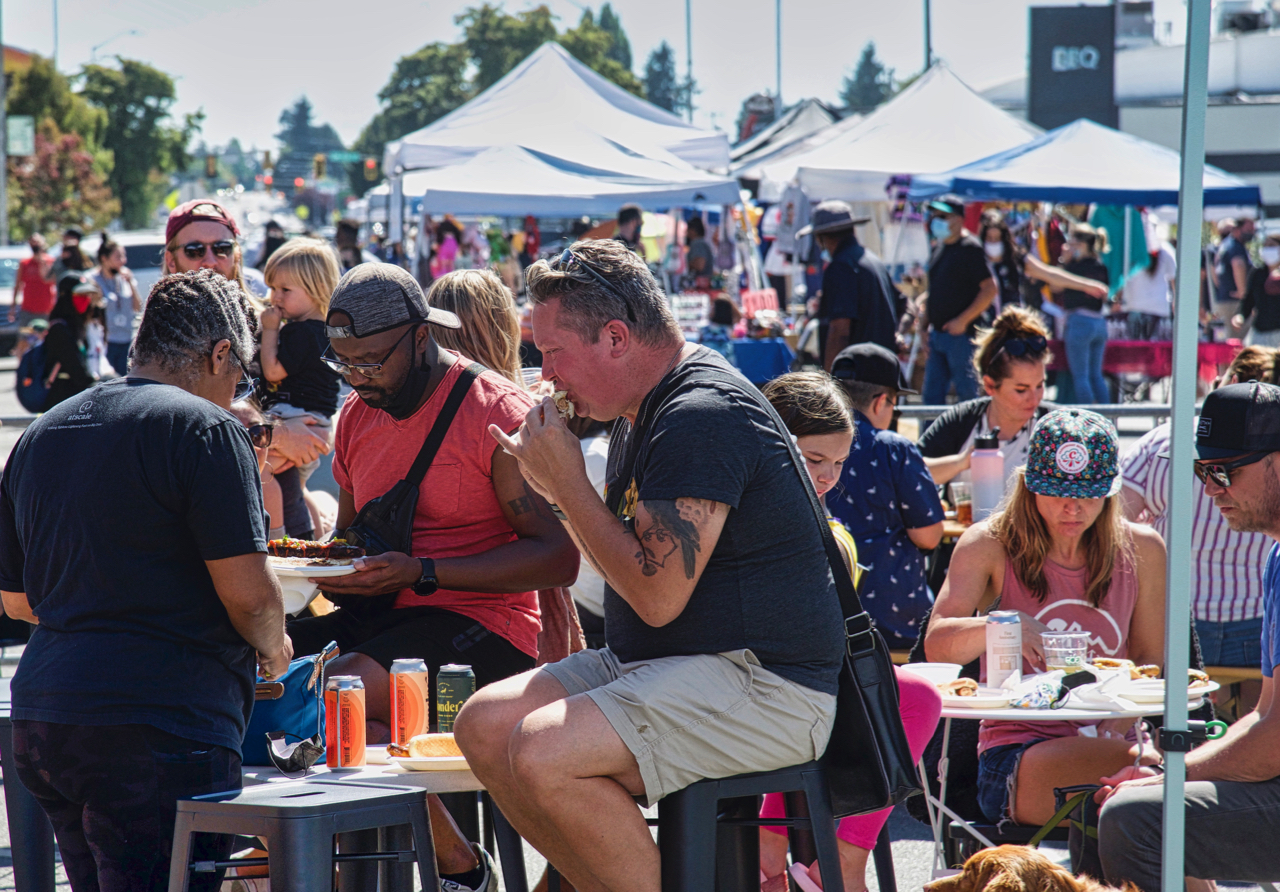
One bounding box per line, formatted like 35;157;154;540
167;781;437;892
657;761;846;892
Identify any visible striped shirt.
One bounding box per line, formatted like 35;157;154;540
1120;422;1269;623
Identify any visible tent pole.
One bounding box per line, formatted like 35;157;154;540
685;0;694;124
1163;1;1211;891
923;0;932;71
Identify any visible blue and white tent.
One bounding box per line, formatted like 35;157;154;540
909;117;1261;206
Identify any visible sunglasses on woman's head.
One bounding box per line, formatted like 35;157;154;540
1194;450;1273;488
179;240;236;260
246;423;274;449
995;335;1048;359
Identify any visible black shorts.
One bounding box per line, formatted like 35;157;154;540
287;605;536;691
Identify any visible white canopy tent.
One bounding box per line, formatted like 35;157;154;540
731;99;838;171
757;63;1042;203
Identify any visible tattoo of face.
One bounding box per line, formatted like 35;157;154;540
634;498;712;579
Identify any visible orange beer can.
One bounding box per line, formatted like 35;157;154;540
389;658;431;746
324;675;367;769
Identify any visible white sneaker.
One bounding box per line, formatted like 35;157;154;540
439;844;494;892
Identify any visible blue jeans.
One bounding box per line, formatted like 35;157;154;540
976;741;1041;823
1064;312;1109;404
1195;617;1263;668
923;329;980;405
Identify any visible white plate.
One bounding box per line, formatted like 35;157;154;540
942;689;1013;709
390;755;470;771
270;562;358;579
366;746;389;766
1120;680;1219;703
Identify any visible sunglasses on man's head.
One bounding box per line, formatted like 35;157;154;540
178;240;236;260
1194;450;1273;488
551;248;636;323
246;422;275;449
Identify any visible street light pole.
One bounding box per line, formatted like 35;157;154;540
52;0;58;68
775;0;782;107
685;0;693;122
923;0;932;70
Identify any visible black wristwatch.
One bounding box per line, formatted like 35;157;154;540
413;557;438;595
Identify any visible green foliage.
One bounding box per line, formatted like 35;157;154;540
277;97;346;156
560;9;642;95
840;42;895;112
8;120;118;239
81;58;202;229
598;3;632;70
457;4;557;93
7;54;107;155
643;41;694;117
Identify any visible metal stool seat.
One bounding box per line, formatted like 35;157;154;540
167;781;437;892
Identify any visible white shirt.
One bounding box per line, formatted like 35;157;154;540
1122;246;1176;317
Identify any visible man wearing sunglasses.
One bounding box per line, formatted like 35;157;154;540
0;269;290;892
1099;380;1280;892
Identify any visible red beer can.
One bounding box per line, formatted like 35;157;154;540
324;675;367;769
389;658;431;746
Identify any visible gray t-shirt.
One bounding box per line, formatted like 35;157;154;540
603;348;845;695
92;270;136;345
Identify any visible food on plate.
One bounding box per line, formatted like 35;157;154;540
942;678;979;697
268;538;365;563
552;390;575;421
386;742;410;758
406;733;463;758
1134;664;1161;679
1188;669;1212;689
1091;657;1137;677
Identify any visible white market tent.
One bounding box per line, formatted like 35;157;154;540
731;99;838;170
908;117;1262;206
383;42;731;176
744;112;866;202
405;141;740;216
759;62;1042;203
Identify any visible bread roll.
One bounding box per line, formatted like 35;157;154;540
943;678;979;697
1188;669;1211;689
407;733;463;758
552;391;575;420
1135;664;1161;679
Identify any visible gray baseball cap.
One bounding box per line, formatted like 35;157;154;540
325;263;461;339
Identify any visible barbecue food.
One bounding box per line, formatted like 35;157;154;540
552;390;575;420
943;678;980;697
406;733;463;758
1135;664;1161;679
268;538;365;561
387;742;410;758
1188;669;1212;689
1091;658;1139;678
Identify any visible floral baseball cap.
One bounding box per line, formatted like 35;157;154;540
1023;408;1122;499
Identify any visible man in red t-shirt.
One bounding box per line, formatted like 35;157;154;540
10;235;54;359
285;263;577;891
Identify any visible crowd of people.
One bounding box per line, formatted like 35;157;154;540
5;187;1280;892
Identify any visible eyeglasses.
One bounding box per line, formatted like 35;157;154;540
320;325;418;379
246;422;275;448
551;249;636;324
227;347;257;401
1194;450;1273;488
177;240;237;261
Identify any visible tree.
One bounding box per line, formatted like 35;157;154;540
81;58;202;229
643;42;694;117
8;120;118;239
7;54;107;155
560;9;642;95
277;97;346;156
840;42;894;112
457;4;557;93
598;3;631;70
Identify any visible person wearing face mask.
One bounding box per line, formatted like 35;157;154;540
253;220;287;272
1055;224;1113;404
980;212;1023;317
1234;235;1280;348
42;274;101;410
922;196;997;405
800;200;901;368
285;263;578;892
91;233;142;376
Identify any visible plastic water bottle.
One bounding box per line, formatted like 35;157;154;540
971;430;1005;522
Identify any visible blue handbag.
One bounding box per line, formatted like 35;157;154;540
242;642;337;766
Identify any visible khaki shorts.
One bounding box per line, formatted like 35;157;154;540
541;647;837;806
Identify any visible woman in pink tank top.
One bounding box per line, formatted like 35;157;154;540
924;408;1167;826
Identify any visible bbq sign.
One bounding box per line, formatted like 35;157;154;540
1028;5;1118;130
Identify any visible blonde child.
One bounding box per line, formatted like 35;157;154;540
259;239;341;538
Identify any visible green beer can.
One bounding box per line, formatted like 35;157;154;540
436;663;476;733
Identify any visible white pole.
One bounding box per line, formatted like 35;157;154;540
1163;0;1211;890
775;0;782;107
685;0;693;123
0;0;8;246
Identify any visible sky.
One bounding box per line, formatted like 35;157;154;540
7;0;1194;153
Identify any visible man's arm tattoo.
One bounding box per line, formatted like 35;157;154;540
507;482;551;519
634;498;716;579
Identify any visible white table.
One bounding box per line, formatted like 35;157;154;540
243;761;484;794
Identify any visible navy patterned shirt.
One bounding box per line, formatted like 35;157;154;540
827;411;945;645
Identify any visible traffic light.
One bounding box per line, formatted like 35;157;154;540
263;174;273;186
294;177;305;189
313;153;326;180
364;157;378;181
205;155;217;178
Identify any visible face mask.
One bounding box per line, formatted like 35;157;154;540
820;249;832;263
1263;246;1280;267
984;242;1004;261
930;217;951;241
379;335;434;420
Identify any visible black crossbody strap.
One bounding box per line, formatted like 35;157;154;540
403;362;484;486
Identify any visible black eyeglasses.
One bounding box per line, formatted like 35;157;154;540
228;347;257;401
246;422;275;449
552;249;636;324
321;325;418;379
178;240;237;260
1194;451;1274;488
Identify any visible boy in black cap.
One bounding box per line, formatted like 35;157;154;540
1099;381;1280;891
828;343;945;647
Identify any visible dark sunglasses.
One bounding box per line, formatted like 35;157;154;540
552;248;636;323
321;325;418;379
1194;451;1273;488
995;335;1048;360
227;348;257;401
178;239;236;260
246;422;275;449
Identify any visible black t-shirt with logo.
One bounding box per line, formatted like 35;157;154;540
260;319;341;416
926;234;993;332
602;348;845;695
0;377;267;753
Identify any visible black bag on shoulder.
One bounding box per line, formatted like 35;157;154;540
333;363;483;620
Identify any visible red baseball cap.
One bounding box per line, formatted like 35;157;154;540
166;199;240;244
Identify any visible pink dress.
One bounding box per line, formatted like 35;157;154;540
977;553;1140;755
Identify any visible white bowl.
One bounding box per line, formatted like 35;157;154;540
899;662;963;686
279;578;320;617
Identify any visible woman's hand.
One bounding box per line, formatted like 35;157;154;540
1017;611;1051;670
